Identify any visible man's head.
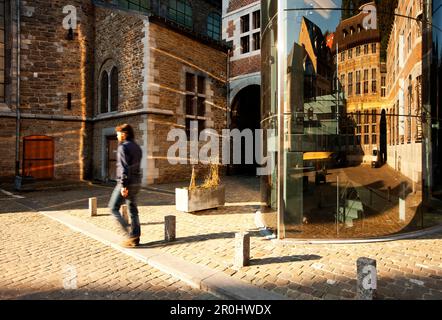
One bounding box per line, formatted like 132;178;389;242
116;124;135;142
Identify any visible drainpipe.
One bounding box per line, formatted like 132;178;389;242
15;0;21;178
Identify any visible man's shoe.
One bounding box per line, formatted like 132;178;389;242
121;237;140;248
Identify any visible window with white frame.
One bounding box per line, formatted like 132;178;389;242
239;10;260;56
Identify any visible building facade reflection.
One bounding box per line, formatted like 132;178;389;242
261;0;442;240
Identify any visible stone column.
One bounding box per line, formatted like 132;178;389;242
89;197;97;217
234;232;250;269
357;257;377;300
165;215;176;242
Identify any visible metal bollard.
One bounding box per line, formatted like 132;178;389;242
121;205;129;224
357;257;377;300
165;215;176;242
234;232;250;269
89;197;97;217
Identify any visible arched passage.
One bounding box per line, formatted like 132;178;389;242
229;85;261;175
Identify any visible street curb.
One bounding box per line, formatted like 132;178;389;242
40;210;290;301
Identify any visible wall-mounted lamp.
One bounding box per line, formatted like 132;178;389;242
67;26;74;40
67;93;72;110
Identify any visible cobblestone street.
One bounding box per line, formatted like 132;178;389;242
1;175;442;300
0;202;216;300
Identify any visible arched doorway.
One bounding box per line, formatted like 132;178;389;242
229;85;261;175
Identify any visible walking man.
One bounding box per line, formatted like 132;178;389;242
109;124;143;248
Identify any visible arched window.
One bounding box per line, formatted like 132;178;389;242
168;0;193;29
207;12;221;40
100;72;109;114
110;67;119;112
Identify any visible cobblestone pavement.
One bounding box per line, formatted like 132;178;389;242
2;174;442;300
0;202;217;300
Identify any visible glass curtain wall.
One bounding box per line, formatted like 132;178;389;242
261;0;442;239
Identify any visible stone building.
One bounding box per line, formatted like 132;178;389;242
222;0;261;174
385;0;423;183
332;1;387;164
0;0;228;186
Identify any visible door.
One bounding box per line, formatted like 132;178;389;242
23;136;54;179
107;136;118;181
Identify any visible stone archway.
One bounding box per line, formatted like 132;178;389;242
229;85;261;175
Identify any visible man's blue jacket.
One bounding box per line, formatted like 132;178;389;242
116;139;142;187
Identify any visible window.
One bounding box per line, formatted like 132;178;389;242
372;68;377;94
341;51;345;62
117;0;149;12
252;10;260;30
363;69;369;94
356;46;361;56
348;48;353;59
364;44;369;55
100;72;109;114
381;76;386;97
252;32;260;51
168;0;193;29
356;71;361;95
348;72;353;96
340;74;345;94
372;109;377;124
110;67;119;112
371;43;377;54
207;12;221;40
241;36;250;54
241;14;250;33
100;66;119;114
185;72;206;138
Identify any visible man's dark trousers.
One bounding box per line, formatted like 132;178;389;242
109;184;141;238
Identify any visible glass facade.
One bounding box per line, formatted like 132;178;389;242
261;0;442;239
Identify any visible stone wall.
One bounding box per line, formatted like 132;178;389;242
94;5;146;114
148;21;228;184
0;0;95;179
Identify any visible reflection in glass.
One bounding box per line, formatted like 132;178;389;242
261;0;442;239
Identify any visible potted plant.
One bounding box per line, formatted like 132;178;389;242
175;163;225;213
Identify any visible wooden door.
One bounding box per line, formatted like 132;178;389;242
23;136;54;179
107;136;118;181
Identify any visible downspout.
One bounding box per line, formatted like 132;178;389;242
15;0;21;177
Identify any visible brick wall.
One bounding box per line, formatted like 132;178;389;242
20;0;95;117
148;21;228;184
227;0;259;13
0;118;16;177
94;6;146;114
230;54;260;78
0;0;95;180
